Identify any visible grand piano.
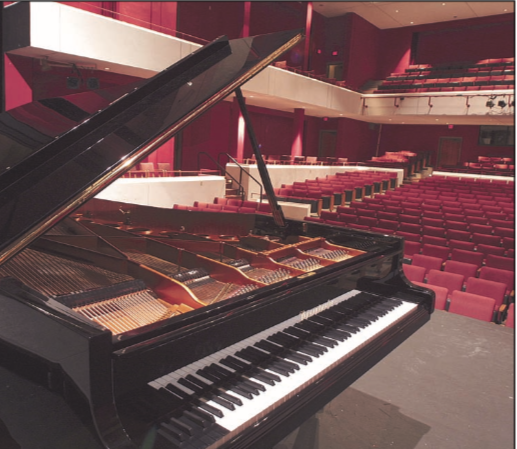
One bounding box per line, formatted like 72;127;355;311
0;29;434;449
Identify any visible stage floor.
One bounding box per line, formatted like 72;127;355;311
0;311;513;449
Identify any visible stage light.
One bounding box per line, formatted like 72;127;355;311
498;100;507;108
486;100;495;108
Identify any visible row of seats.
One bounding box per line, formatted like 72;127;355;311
403;262;513;325
375;57;515;94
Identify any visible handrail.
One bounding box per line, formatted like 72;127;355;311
223;153;263;203
197;151;246;200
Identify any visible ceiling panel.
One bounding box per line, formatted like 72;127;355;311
313;2;514;29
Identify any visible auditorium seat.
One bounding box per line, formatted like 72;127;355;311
412;281;448;310
404;241;422;260
396;231;421;242
411;254;443;278
445;229;471;242
448;291;496;322
468;224;493;235
479;266;514;296
421;244;449;263
422;235;447;247
422;225;446;238
402;263;426;283
427;269;464;296
450;248;484;269
465;277;507;322
443;260;478;286
476;244;506;259
471;233;501;247
445;221;469;231
485;254;515;271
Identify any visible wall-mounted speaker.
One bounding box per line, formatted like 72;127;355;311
66;77;80;89
87;77;100;89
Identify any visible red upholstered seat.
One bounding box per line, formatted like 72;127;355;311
485;254;515;272
402;263;426;283
412;281;448;310
448;291;496;322
427;269;464;296
411;254;443;278
479;266;514;295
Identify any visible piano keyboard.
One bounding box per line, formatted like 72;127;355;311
148;289;417;449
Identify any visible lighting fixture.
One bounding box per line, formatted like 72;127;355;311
498;100;507;108
486;100;495;108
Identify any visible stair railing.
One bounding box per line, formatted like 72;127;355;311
219;153;263;203
197;151;245;200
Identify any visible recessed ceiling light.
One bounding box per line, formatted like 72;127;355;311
410;21;414;24
105;67;110;70
395;10;399;12
435;119;439;121
442;3;446;5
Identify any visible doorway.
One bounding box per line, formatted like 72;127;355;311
327;63;343;81
318;130;337;159
437;137;462;168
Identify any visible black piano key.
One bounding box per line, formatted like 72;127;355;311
178;378;204;395
166;383;193;400
169;417;195;437
325;329;351;341
204;366;254;400
195;370;244;406
209;363;262;394
346;317;371;328
283;351;311;365
254;340;311;366
308;315;334;325
184;409;211;428
269;331;299;345
283;326;310;339
279;330;328;356
312;335;338;348
157;428;192;449
186;374;212;391
161;422;188;442
197;402;224;419
294;320;324;333
335;323;360;334
220;356;280;385
208;394;235;411
266;362;291;377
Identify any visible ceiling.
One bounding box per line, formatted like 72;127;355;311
312;2;514;29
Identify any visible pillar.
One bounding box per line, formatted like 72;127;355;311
291;108;305;157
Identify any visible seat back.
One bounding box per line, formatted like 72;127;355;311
443;260;478;282
411;254;443;276
427;269;464;295
402;264;426;283
465;277;507;308
448;291;496;322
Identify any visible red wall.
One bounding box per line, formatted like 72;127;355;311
379;124;514;166
340;13;382;90
377;13;514;79
177;2;244;42
416;16;514;64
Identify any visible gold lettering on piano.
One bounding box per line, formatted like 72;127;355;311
299;297;340;322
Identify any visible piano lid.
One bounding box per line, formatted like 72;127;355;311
0;29;304;265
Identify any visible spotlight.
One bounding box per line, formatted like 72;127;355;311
498;100;507;108
486;100;495;108
510;101;515;107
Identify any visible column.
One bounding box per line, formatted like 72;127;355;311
291;108;305;157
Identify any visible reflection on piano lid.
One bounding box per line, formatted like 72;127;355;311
0;27;433;449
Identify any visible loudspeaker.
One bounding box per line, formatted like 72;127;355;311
66;77;80;89
87;77;100;89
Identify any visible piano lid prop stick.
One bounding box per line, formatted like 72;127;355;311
235;88;287;229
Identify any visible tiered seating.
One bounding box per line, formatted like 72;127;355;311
374;57;515;94
273;61;355;90
439;156;515;176
274;170;397;213
125;162;218;178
